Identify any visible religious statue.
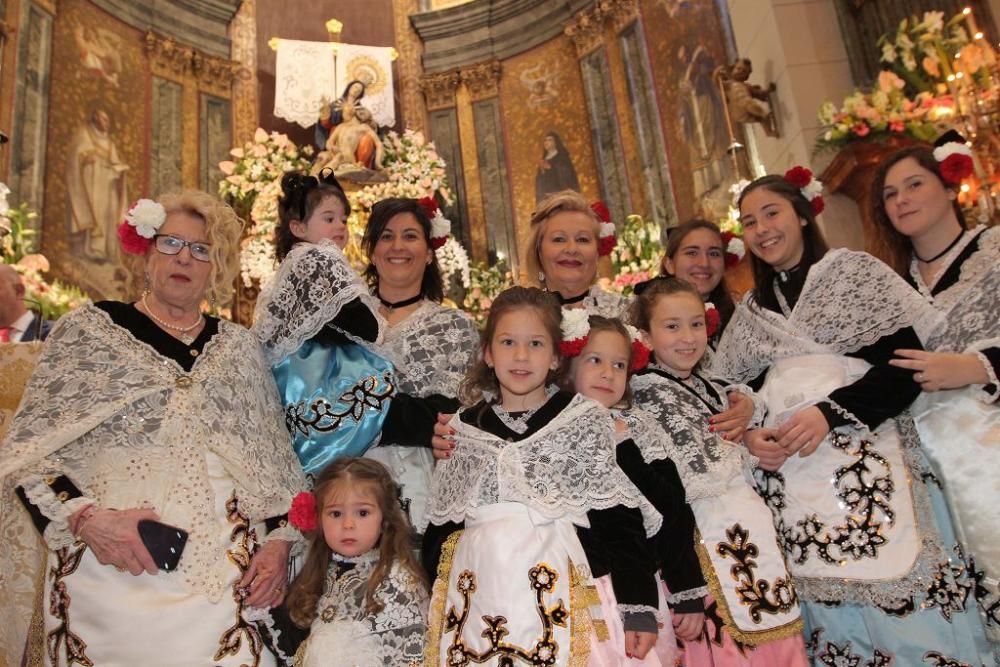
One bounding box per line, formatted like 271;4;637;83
312;105;387;182
715;58;778;137
314;79;366;149
66;109;129;262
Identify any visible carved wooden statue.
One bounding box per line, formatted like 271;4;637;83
715;58;779;138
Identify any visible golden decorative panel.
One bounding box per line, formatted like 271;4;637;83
420;70;461;110
460;59;501;101
230;0;259;145
393;0;427;134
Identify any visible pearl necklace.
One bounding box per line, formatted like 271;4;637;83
141;293;203;345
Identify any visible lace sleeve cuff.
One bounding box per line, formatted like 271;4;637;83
619;605;661;633
17;474;94;549
817;400;867;433
972;350;1000;404
665;585;709;605
264;524;308;557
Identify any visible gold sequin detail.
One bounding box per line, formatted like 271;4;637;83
425;530;462;666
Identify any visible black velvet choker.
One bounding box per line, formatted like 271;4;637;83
378;293;423;311
553;291;587;305
914;228;965;263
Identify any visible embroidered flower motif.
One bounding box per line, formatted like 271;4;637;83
705;302;722;338
784;166;824;215
418;196;451;249
559;307;591;357
591;201;617;256
933;142;975;185
117;199;167;256
289;491;317;532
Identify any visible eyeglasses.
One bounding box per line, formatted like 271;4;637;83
154;234;212;262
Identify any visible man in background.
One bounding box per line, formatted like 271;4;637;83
0;264;51;342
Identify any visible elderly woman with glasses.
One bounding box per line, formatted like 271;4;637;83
0;190;306;666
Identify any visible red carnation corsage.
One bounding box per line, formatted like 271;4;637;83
932;142;975;185
705;302;721;338
289;491;317;532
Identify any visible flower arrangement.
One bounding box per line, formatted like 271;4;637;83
1;185;90;320
462;259;514;327
436;236;471;292
353;130;453;210
606;214;662;296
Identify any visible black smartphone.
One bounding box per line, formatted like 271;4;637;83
137;519;188;572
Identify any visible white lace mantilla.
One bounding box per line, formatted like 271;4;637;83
298;556;427;667
630;372;754;502
0;306;306;604
709;249;941;384
253;241;384;365
375;301;478;401
424;394;656;532
581;284;631;319
909;226;999;378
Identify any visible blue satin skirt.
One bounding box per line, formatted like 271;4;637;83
272;339;395;476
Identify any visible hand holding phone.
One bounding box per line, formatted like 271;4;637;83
137;519;188;572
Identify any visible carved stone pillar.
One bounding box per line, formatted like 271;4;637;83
419;70;461;110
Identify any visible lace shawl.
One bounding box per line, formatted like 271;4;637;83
0;306;307;602
582;284;631;319
424;394;656;532
909;226;1000;357
630;373;753;501
253;241;384;365
303;555;427;666
375;301;478;399
709;248;940;384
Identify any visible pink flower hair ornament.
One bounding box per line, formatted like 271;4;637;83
117;199;167;256
289;491;317;532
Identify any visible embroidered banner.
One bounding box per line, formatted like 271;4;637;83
274;39;337;128
334;43;395;128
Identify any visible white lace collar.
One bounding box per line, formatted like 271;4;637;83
490;385;560;433
332;548;380;567
908;225;984;300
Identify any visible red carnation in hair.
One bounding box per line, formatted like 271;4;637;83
810;196;825;215
939;153;974;185
417;196;439;216
597;235;616;256
590;201;611;222
431;237;447;250
560;338;588;358
724;252;740;268
289;491;317;532
117;221;152;255
783;166;812;189
630;340;650;372
705;307;722;338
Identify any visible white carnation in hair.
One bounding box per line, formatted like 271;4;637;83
560;307;591;342
126;199;167;239
726;237;746;260
801;178;824;201
932;142;973;161
430;210;450;240
599;221;616;239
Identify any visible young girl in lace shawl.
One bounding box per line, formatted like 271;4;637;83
284;458;428;666
421;286;660;666
631;277;808;665
559;313;704;665
252;171;394;477
711;171;991;664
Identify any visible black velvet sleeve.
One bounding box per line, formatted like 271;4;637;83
421;520;464;584
616;441;706;613
578;505;659;632
980;347;1000;401
816;326;923;431
309;297;380;344
381;393;461;447
15;474;85;534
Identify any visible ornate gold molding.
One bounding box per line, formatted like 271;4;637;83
459;59;501;101
419;70;461;110
564;2;607;58
393;0;427;133
230;0;258;145
607;0;639;33
143;30;239;97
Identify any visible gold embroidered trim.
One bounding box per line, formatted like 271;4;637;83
424;530;462;666
568;562;595;665
694;528;804;647
215;493;264;665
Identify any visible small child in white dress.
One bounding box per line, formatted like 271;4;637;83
285;457;428;666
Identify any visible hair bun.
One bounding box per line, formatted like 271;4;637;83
934;129;966;148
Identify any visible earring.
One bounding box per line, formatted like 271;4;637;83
537;271;545;283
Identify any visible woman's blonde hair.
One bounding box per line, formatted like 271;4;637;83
285;458;426;629
524;190;600;286
134;190;243;306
